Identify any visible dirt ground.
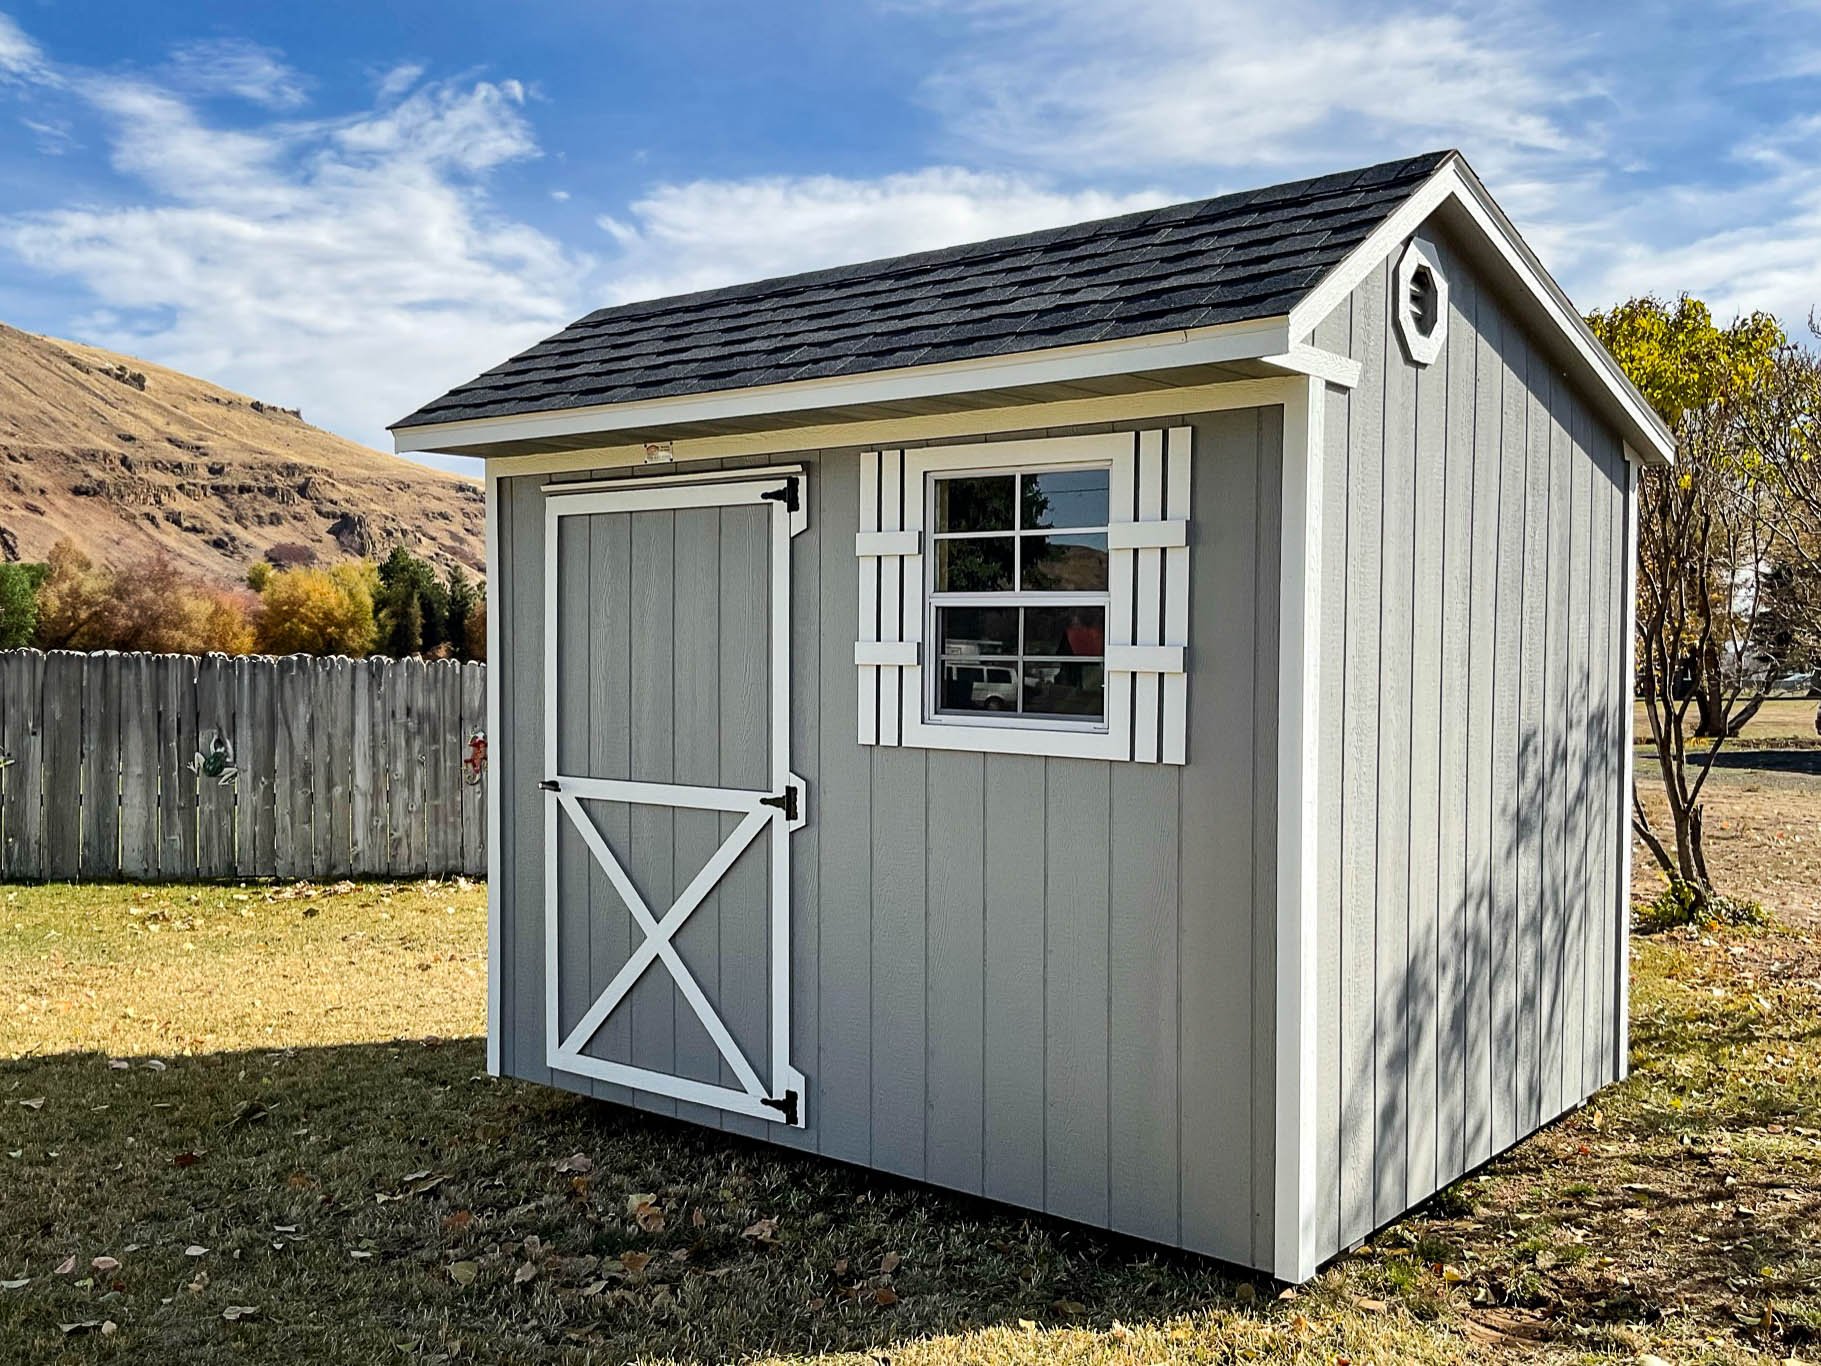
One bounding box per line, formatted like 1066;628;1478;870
1634;754;1821;930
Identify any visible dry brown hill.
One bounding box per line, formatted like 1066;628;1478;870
0;323;482;584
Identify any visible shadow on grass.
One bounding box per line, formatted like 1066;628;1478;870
0;1037;1264;1364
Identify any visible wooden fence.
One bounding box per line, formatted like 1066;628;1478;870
0;650;486;883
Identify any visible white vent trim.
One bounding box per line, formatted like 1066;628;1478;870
855;428;1193;763
1393;236;1449;366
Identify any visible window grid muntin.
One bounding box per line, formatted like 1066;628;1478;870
927;460;1111;729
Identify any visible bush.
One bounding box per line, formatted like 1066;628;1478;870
0;563;41;649
1635;879;1769;934
255;562;378;657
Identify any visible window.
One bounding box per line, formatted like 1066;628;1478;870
855;429;1193;763
930;467;1110;725
1393;237;1448;366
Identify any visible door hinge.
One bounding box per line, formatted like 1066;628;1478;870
538;779;560;792
760;1089;799;1125
760;476;800;514
758;784;798;823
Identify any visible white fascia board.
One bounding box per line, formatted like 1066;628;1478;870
1287;158;1676;468
393;315;1292;454
483;467;502;1077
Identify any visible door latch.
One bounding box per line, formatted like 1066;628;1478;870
760;477;800;514
538;779;560;793
758;785;798;823
760;1089;799;1125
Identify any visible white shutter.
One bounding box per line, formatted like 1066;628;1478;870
856;428;1191;763
855;449;916;747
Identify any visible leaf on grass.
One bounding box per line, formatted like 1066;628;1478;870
448;1261;477;1287
619;1252;650;1275
173;1152;203;1168
580;1279;609;1298
743;1218;779;1248
348;1250;373;1260
187;1272;209;1294
89;1256;119;1274
873;1287;898;1307
53;1256;76;1276
18;1098;42;1111
554;1153;594;1174
184;1246;207;1258
691;1207;706;1230
626;1194;665;1233
513;1262;538;1285
1353;1297;1390;1313
108;1060;129;1071
442;1210;473;1232
221;1305;259;1322
1441;1264;1467;1284
0;1279;28;1290
226;1099;270;1129
880;1252;901;1274
1052;1299;1085;1316
144;1059;166;1072
60;1321;104;1335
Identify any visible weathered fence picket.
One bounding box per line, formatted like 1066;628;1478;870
0;650;487;883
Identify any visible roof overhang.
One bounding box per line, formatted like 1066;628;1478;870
392;314;1359;461
1287;155;1676;466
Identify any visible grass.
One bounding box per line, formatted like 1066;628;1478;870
2;882;1819;1363
1633;697;1821;747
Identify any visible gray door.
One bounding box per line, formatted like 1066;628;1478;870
542;473;806;1125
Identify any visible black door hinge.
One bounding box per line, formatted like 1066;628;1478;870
760;1089;799;1125
758;785;798;822
760;477;800;514
538;779;560;792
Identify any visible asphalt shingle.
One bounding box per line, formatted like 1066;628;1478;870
393;152;1452;430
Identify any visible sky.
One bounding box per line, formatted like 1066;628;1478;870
1;1;1819;474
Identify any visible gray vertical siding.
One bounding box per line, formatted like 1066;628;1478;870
494;406;1283;1268
1309;222;1630;1260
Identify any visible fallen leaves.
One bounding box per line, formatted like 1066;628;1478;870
626;1193;665;1234
221;1304;259;1322
448;1261;478;1287
16;1098;42;1111
184;1245;208;1258
512;1261;538;1286
619;1251;652;1275
53;1256;76;1276
89;1256;119;1274
553;1153;594;1175
742;1217;779;1249
172;1151;204;1168
59;1320;114;1336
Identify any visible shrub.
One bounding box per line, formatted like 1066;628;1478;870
0;563;40;649
255;562;378;657
1635;879;1768;934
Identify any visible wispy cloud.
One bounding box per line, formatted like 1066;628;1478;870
166;37;308;110
0;9;50;82
595;168;1165;303
0;18;585;450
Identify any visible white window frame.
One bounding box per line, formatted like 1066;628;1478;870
856;429;1192;763
925;455;1114;735
1394;237;1449;366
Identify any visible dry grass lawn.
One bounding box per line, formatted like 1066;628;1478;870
1;874;1818;1363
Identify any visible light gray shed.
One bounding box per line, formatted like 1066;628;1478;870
393;151;1673;1281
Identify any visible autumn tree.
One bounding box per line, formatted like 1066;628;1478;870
32;539;117;649
1587;295;1784;917
255;563;379;657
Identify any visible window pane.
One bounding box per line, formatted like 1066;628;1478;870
1020;532;1108;591
939;661;1019;713
936;537;1014;592
1021;662;1104;718
936;605;1018;658
1023;605;1105;659
935;475;1014;533
1022;469;1109;529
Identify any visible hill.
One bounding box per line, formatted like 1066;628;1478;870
0;323;482;583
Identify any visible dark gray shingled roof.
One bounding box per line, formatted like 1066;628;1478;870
393;151;1455;431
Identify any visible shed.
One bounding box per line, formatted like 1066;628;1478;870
393;151;1674;1281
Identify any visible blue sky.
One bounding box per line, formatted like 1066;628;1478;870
2;1;1819;470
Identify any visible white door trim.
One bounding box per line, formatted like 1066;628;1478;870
542;472;807;1125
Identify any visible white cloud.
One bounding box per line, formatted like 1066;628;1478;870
0;9;49;82
908;0;1583;179
167;37;308;110
1;27;586;450
595;167;1165;304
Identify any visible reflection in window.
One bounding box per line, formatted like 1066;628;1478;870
928;460;1111;724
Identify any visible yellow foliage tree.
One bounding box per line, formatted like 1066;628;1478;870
255;563;379;657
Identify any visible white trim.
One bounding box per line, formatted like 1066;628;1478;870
484;467;502;1076
1287;159;1675;466
854;640;920;667
394;316;1293;452
541;475;805;1126
855;529;922;557
1161;426;1192;765
1617;455;1638;1081
1105;644;1184;674
453;377;1302;480
1392;238;1449;366
1260;343;1363;389
1273;376;1324;1284
1107;519;1188;550
540;463;803;495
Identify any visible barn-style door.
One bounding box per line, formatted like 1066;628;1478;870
541;471;807;1126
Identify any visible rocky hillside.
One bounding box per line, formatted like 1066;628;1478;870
0;323;482;582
